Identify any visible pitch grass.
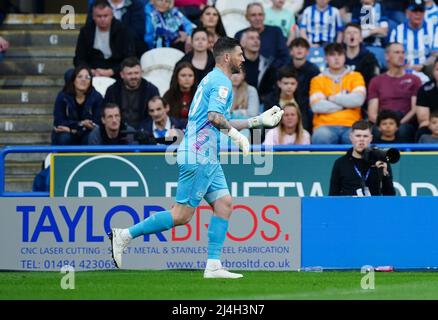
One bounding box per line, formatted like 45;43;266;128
1;270;438;300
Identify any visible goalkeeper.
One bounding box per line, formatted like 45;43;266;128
109;37;283;279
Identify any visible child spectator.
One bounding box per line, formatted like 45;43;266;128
263;66;299;113
176;27;215;86
419;111;438;143
163;61;196;127
264;0;297;45
263;102;311;145
373;110;404;144
0;36;9;61
299;0;343;47
288;37;321;132
145;0;194;52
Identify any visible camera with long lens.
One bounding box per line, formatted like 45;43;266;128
363;146;400;164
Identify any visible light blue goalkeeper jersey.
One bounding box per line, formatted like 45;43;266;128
178;67;233;163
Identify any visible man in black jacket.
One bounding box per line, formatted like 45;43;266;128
329;120;396;196
74;0;135;78
104;57;159;129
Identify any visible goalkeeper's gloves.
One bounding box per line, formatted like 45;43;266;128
228;127;250;156
247;105;284;128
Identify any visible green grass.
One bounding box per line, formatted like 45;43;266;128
1;270;438;300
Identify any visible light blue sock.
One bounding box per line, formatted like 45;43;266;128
207;216;229;260
128;210;174;239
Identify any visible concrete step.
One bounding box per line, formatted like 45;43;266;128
4;153;48;163
0;132;51;145
0;30;79;47
5;162;42;176
0;88;59;104
4;46;75;59
5;176;35;192
2;14;86;30
0;59;73;76
0;115;53;132
0;104;53;116
0;76;64;88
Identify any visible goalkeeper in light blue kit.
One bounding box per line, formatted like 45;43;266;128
109;37;283;279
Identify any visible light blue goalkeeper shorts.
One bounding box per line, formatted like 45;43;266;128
175;158;230;208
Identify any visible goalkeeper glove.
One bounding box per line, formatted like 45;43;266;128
248;105;284;128
228;127;250;156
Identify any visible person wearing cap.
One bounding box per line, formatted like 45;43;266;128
389;0;436;73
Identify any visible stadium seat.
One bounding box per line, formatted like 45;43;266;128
140;47;185;96
215;0;253;15
221;12;250;37
92;76;116;97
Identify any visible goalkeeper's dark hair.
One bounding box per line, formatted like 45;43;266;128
351;119;373;132
213;37;241;61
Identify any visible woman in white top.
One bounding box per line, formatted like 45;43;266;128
263;102;311;145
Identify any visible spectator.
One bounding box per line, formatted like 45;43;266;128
139;96;185;144
310;43;366;144
299;0;343;47
32;155;51;193
104;57;160;129
235;2;290;68
88;103;136;145
145;0;194;52
174;0;207;25
288;37;321;132
418;111;438;143
264;102;311;145
390;0;436;72
264;0;297;45
416;57;438;140
52;66;103;145
372;110;405;144
0;36;9;61
343;23;380;87
240;28;277;102
230;69;260;139
87;0;147;57
198;5;226;45
368;43;422;142
74;0;135;78
262;66;299;113
424;0;438;27
163;61;196;126
177;27;215;86
350;0;389;69
329;119;396;196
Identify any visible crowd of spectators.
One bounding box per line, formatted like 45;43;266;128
2;0;438;147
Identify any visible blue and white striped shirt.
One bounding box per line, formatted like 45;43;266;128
425;2;438;28
389;21;436;65
299;5;343;44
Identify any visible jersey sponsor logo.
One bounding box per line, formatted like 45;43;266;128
218;86;229;99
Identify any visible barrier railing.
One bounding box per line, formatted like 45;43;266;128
2;143;438;197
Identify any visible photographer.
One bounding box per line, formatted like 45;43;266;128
329;120;397;196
